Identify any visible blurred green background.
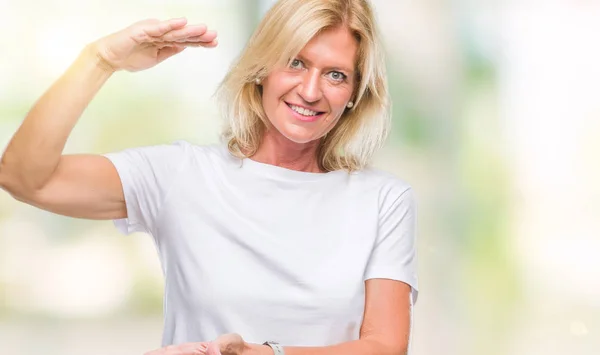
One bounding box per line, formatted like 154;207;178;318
1;0;599;354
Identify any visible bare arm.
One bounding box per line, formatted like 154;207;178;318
0;18;217;220
0;46;114;193
0;46;126;219
145;279;413;355
13;154;127;220
249;279;412;355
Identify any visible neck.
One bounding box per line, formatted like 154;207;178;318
250;129;323;173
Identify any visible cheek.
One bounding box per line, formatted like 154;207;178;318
326;87;353;112
260;82;276;108
260;85;279;123
262;73;297;102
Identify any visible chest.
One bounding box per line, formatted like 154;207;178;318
154;172;380;324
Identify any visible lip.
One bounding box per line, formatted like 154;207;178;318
285;102;326;123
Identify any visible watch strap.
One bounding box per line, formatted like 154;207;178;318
262;341;285;355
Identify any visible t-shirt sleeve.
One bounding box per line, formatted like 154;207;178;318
102;140;189;236
364;185;419;304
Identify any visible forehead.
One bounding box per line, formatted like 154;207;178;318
297;26;358;72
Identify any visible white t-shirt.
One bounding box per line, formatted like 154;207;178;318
104;141;418;347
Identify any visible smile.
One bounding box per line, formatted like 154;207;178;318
288;104;320;116
285;102;325;122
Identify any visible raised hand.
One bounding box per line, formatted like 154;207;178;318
91;17;217;72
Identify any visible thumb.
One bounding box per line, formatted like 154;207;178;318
157;44;186;63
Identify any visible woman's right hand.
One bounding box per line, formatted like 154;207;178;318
91;17;217;72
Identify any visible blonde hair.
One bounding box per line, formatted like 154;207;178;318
216;0;390;172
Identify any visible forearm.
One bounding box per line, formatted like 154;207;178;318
245;339;405;355
0;44;114;193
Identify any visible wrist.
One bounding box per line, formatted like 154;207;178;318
243;342;274;355
81;43;117;75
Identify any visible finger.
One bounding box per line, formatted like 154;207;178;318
179;342;209;355
159;25;209;42
201;39;218;48
145;342;207;355
160;39;218;48
131;18;188;44
176;30;218;43
180;40;218;48
144;18;188;37
206;342;221;355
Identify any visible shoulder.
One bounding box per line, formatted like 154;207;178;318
105;140;234;172
350;167;413;198
180;141;239;168
142;140;234;165
349;167;416;213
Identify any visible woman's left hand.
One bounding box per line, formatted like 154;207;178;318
143;333;246;355
210;333;246;355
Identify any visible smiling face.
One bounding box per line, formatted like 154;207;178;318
260;26;359;144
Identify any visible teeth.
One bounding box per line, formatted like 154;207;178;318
289;104;318;116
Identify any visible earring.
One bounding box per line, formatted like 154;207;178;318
347;101;354;108
255;78;262;85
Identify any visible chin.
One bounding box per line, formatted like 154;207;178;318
275;123;323;145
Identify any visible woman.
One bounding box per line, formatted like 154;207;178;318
0;0;418;354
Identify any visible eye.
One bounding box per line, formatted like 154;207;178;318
290;59;304;70
328;71;347;82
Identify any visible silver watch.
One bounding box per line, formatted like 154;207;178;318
262;341;285;355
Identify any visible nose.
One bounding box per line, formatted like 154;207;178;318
297;69;322;103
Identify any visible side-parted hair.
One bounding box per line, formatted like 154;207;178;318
216;0;390;172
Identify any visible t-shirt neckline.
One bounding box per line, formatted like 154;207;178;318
240;156;348;182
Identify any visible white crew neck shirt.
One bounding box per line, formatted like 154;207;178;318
104;141;418;347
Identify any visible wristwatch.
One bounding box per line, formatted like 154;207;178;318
262;341;285;355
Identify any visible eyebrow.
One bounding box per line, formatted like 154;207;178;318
295;54;355;75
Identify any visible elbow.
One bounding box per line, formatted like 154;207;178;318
0;170;24;201
0;175;36;204
0;158;36;201
0;159;14;193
